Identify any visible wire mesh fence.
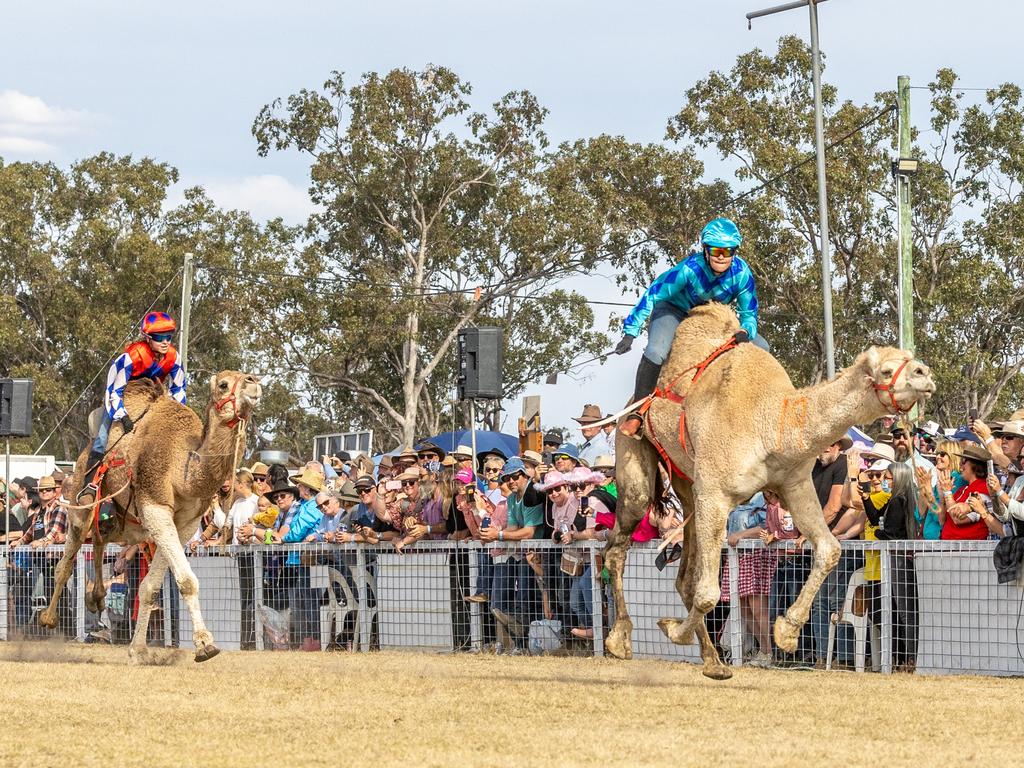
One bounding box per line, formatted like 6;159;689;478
2;539;1021;675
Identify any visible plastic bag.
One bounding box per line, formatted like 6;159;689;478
257;604;291;650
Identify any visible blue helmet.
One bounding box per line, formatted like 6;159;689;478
701;218;743;249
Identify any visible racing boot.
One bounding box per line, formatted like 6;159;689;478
75;449;106;505
619;357;662;438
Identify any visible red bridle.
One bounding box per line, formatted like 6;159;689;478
873;358;913;414
212;376;246;428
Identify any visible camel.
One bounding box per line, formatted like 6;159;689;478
604;303;935;679
38;370;261;663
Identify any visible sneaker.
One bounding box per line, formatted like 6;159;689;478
507;647;525;656
493;642;505;656
464;593;489;603
749;651;772;669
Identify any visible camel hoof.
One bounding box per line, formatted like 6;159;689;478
194;643;220;663
702;664;733;681
128;647;149;666
38;610;57;629
657;618;694;646
605;627;633;660
773;615;799;653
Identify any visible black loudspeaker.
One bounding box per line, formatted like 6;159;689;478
0;378;33;437
457;327;503;400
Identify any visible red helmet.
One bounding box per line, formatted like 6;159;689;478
141;311;176;336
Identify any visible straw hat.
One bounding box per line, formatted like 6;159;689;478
288;468;324;493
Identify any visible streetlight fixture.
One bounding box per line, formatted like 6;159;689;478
747;0;836;379
892;157;919;176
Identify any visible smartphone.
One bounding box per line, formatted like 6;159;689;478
987;460;995;478
858;480;872;495
969;407;979;422
466;485;475;499
385;480;401;492
579;495;590;512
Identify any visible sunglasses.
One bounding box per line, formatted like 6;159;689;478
39;488;56;493
868;472;883;479
401;480;419;487
149;333;174;343
553;454;572;461
253;475;267;482
937;451;948;458
484;467;501;474
358;488;374;494
317;502;331;512
419;454;439;461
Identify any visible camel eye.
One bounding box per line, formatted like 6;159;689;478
219;381;229;390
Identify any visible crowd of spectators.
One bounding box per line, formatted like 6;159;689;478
3;403;1024;668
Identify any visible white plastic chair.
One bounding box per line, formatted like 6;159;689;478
311;566;358;651
826;567;880;672
355;567;378;650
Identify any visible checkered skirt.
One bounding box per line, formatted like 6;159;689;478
720;548;776;600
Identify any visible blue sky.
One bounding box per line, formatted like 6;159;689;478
3;0;1022;437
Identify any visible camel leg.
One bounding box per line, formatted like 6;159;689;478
86;538;107;614
658;489;729;650
128;546;169;663
142;503;219;663
605;435;658;660
773;478;841;653
38;518;87;632
670;482;731;680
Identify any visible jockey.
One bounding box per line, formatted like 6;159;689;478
615;218;765;436
85;311;187;473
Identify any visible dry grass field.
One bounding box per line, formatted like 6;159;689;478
1;642;1019;768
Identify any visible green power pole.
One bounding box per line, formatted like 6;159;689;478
179;251;195;375
897;75;914;355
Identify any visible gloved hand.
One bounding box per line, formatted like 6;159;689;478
614;334;635;355
732;330;750;345
120;414;134;433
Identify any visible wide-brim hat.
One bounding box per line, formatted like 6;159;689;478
246;461;269;477
266;480;298;499
379;455;394;470
336;480;361;504
441;455;457;467
833;436;853;451
416;442;447;460
866;459;892;472
451;444;474;460
995;420;1024;439
952;443;992;464
396;448;420;464
573;403;604;425
591;454;615;472
395;468;422;483
35;476;58;491
522;450;544;467
289;469;324;493
862;443;896;464
353;474;376;490
542;431;562;447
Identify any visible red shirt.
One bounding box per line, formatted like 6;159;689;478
940;478;990;540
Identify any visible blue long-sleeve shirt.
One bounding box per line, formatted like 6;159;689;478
282;497;322;565
622;251;758;339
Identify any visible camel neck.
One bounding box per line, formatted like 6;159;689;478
185;414;244;500
785;363;883;459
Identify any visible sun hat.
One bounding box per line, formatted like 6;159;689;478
288;468;324;493
416;442;447;460
246;461;270;477
499;457;527;479
522;450;544;467
542;431;562;447
353;474;376;490
951;443;993;464
552;443;581;465
995;420;1024;439
536;470;571;491
266;479;298;500
572;404;604;425
395;468;422;483
451;444;474;460
35;476;58;491
591;455;615;472
336;481;361;504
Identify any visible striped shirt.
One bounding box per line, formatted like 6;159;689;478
622;251;758;339
104;351;186;420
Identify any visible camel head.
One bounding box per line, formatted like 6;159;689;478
208;371;262;426
861;346;935;414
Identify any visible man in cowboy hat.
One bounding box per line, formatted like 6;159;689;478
450;445;475;472
416;442;446;466
574;403;613;467
11;476;72;634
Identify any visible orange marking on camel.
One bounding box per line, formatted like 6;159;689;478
776;397;809;451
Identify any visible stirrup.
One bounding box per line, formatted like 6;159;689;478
619;413;644;439
76;482;100;504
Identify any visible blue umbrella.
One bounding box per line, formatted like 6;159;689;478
419;429;520;458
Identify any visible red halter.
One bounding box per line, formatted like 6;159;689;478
872;358;913;413
212;376;246;428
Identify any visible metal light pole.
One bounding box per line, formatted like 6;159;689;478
747;0;836;379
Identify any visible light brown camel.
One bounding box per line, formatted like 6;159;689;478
604;303;935;679
39;371;261;663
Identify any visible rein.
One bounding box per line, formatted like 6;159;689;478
872;358;913;414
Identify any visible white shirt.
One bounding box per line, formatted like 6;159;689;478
579;430;613;467
214;494;259;545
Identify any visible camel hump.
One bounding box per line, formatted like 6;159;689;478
686;302;740;334
124;378;165;404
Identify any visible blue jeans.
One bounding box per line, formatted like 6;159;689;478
769;553;814;658
491;559;540;625
285;565;320;643
643;302;770;365
92;411;113;454
474;551;493;597
811;548;862;663
569;566;594;629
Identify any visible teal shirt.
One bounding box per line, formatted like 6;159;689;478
506;486;545;538
917;470;966;540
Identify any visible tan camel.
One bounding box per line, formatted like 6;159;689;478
39;371;261;663
604;303;935;679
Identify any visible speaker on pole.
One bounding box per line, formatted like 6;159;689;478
0;378;33;437
457;327;503;400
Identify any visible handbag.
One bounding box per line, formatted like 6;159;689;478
560;550;585;578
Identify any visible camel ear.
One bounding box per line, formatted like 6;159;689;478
864;346;881;372
209;374;219;395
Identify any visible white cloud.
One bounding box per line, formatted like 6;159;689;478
200;174;317;224
0;89;97;158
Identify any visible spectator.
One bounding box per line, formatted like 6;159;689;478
542;431;562;456
590;456;617;496
849;444;893;592
481;454;505;490
601;413;617;458
216;469;259;545
11;477;33;527
480;457;544;652
10;476;69;635
809;436;850;667
987;421;1024;534
458;468;502;605
763;488;810;663
394;449;420;476
573;404;613;467
552;443;583;473
348;475;383;536
215;469;259;650
535;470;581;629
450;445;474;473
416;442;446;468
561;469;611;642
854;461;920;670
521;450;545;481
722;493;774;667
282;469;325;651
938;444;1001;540
247;462;270;498
891;422;937;521
914;439;966;540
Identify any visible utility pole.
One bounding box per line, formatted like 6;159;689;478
747;0;836;379
179;252;194;375
896;76;915;354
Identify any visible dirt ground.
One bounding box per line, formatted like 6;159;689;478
1;642;1019;768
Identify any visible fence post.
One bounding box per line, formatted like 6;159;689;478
728;545;743;666
162;569;172;646
253;549;265;651
75;550;86;641
468;542;482;652
0;548;7;641
879;542;893;674
356;545;370;652
590;543;605;657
